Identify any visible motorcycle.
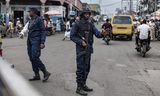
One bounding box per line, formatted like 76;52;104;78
46;27;55;36
136;39;150;57
102;28;111;45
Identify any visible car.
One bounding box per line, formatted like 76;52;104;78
111;15;134;40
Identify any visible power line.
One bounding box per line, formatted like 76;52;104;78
101;1;121;7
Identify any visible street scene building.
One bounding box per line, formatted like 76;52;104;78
89;4;101;15
0;0;82;23
1;0;160;96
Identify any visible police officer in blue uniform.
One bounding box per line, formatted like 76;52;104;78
27;8;51;82
70;9;107;96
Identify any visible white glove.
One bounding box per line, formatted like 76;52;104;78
19;32;24;39
19;22;29;39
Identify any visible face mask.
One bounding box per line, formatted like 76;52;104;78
84;17;89;20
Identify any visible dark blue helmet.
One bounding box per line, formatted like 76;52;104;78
28;8;39;15
79;9;91;17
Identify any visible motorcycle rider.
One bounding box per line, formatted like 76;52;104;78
102;19;112;38
135;19;151;50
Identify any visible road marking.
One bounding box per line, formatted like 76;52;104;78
116;64;127;68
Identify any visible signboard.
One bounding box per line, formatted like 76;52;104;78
69;11;76;16
40;0;47;4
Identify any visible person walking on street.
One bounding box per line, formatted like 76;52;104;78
149;19;156;40
56;19;61;32
62;17;76;41
7;20;14;38
20;8;51;82
70;9;107;96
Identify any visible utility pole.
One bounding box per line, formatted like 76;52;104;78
129;0;132;15
99;0;102;15
155;0;157;12
90;0;92;4
121;0;123;11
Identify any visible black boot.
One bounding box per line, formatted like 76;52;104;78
42;69;51;82
83;85;93;92
76;83;88;96
29;72;40;81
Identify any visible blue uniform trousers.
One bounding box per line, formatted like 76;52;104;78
27;39;46;73
76;45;91;84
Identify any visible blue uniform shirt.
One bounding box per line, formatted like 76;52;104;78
70;20;102;46
28;16;46;44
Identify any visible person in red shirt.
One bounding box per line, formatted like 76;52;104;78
102;19;112;31
102;19;112;39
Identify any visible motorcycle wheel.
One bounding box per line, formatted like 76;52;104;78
141;52;146;57
112;35;116;40
127;35;132;41
106;41;109;45
141;45;146;57
46;31;52;36
157;37;160;41
103;38;109;45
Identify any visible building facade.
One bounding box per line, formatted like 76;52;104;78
138;0;160;16
89;4;101;15
82;3;91;10
0;0;82;23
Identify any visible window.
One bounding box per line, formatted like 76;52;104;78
113;16;132;24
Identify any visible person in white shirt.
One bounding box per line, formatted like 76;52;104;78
148;20;156;40
62;20;71;41
135;19;151;49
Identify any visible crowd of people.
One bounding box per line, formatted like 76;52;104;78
0;18;23;38
0;15;77;38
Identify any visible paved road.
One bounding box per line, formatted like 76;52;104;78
3;30;160;96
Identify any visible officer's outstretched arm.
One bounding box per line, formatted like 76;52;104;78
70;23;83;46
92;24;102;38
20;22;29;35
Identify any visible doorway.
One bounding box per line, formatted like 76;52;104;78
14;11;24;25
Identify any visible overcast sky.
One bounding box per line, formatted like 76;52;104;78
81;0;121;16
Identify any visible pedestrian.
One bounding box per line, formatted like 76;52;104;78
20;8;51;82
133;19;140;33
70;9;107;96
0;31;2;56
7;20;14;38
56;19;61;32
149;19;156;40
62;17;76;41
15;18;23;35
96;16;99;25
62;19;71;41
